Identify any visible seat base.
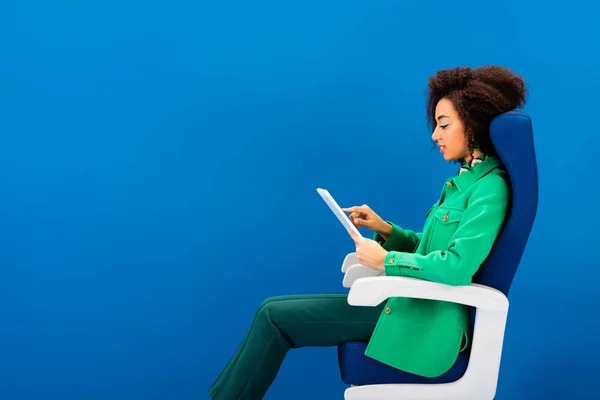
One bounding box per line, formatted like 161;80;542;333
337;341;469;386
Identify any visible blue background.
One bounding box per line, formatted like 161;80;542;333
1;0;598;399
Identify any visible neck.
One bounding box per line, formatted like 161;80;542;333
463;149;484;163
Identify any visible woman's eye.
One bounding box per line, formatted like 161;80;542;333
440;124;448;129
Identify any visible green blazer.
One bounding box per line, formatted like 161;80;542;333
364;155;510;378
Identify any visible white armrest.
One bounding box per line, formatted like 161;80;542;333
341;252;359;272
347;276;508;312
342;264;384;288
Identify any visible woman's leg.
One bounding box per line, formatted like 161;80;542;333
208;293;384;400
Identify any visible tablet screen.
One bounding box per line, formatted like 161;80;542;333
317;188;362;238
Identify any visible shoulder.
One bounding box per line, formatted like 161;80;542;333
470;168;510;204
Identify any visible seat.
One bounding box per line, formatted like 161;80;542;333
337;110;539;400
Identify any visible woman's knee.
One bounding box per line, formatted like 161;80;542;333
258;295;287;308
256;296;295;325
257;295;286;316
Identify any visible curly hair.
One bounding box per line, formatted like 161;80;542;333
425;66;528;156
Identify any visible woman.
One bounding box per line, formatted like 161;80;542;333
208;65;528;400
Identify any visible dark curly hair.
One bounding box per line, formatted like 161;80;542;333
425;66;528;157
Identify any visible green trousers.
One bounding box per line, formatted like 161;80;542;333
208;294;386;400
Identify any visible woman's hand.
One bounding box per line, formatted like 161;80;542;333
342;204;392;238
348;229;388;271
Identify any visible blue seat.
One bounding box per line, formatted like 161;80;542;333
337;110;539;395
338;341;470;386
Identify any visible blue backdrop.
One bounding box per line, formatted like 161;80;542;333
1;0;598;399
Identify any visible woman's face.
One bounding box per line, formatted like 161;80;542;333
431;98;476;162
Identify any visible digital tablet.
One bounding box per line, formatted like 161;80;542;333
316;188;362;238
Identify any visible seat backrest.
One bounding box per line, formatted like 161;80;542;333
472;110;539;296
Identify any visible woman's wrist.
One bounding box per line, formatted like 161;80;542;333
377;222;393;239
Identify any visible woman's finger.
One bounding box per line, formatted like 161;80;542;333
347;229;361;245
343;205;367;214
350;212;363;223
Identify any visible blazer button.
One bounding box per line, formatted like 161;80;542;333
388;257;395;263
442;215;449;222
446;181;453;186
384;307;391;314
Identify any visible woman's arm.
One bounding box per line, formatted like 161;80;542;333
373;223;422;254
342;204;423;254
383;176;509;286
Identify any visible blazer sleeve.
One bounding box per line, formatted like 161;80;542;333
373;223;422;253
383;176;509;286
